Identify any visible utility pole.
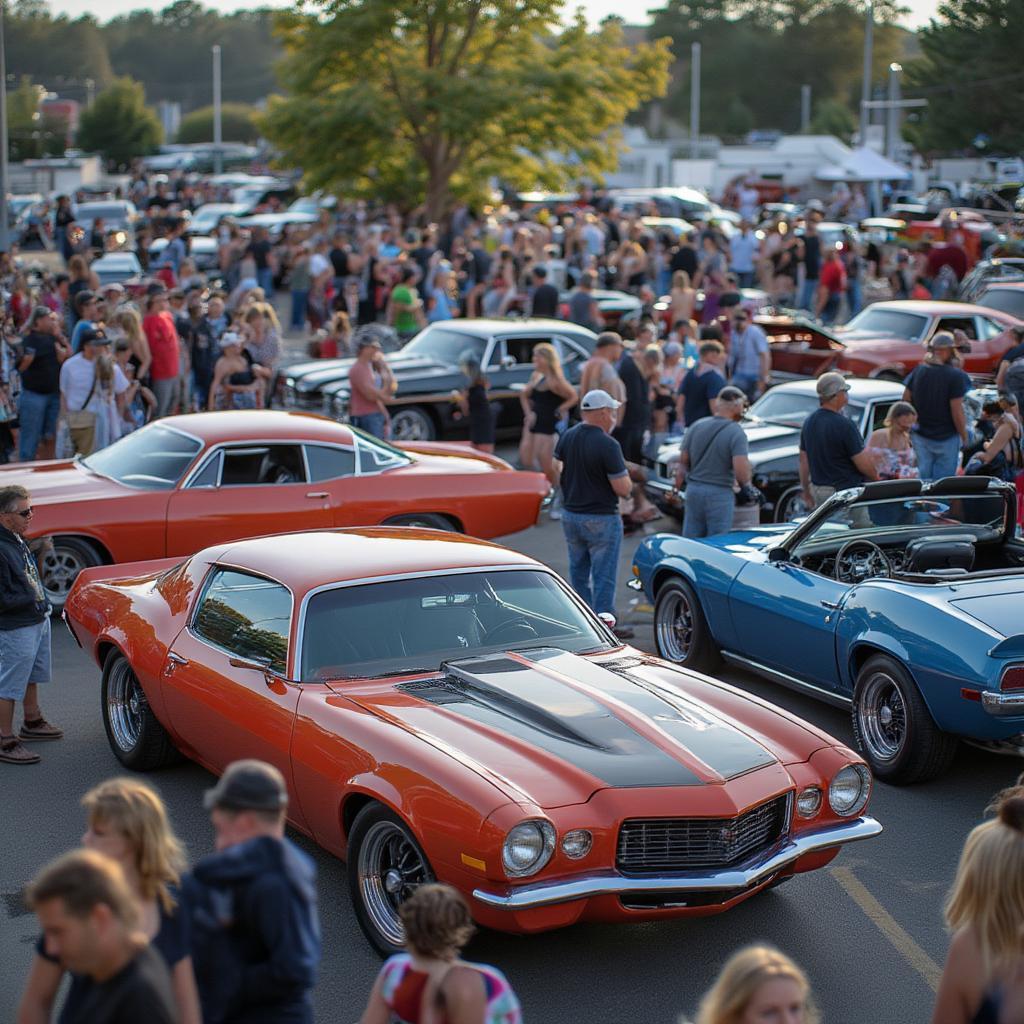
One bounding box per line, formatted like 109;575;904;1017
212;44;222;175
0;0;9;254
85;77;95;108
690;41;701;160
801;84;812;134
886;62;902;162
859;0;874;146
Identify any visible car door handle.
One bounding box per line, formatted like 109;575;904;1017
820;599;841;610
305;491;328;499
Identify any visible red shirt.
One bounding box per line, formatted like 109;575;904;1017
348;359;381;417
143;312;181;382
820;259;847;296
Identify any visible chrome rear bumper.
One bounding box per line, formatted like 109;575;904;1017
982;691;1024;716
472;815;882;910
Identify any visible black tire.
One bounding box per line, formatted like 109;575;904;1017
100;650;179;771
653;578;720;672
389;406;436;442
383;513;458;532
39;536;102;608
347;804;436;957
852;654;958;784
774;485;811;524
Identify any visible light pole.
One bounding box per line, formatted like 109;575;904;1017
690;41;701;160
859;0;874;146
801;84;812;134
886;62;902;162
0;0;10;254
212;44;222;175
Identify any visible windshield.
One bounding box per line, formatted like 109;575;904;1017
979;290;1024;320
82;424;202;489
795;493;1008;551
750;390;863;427
403;326;487;366
74;204;132;225
301;570;607;680
842;308;930;341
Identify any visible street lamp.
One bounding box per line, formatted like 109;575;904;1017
887;62;902;162
0;0;10;254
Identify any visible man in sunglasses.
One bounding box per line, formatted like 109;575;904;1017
0;485;61;765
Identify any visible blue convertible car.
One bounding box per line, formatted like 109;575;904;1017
632;476;1024;784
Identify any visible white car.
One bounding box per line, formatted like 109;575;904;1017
89;252;143;286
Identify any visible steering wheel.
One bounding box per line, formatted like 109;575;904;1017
834;539;892;584
485;617;539;644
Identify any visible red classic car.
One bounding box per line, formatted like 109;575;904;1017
64;528;882;954
6;411;547;605
760;300;1021;382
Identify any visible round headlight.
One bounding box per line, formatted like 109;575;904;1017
502;820;555;877
796;786;822;819
560;829;593;860
829;765;870;817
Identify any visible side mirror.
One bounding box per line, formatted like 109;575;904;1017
768;547;789;563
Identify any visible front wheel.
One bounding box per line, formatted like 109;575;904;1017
347;804;436;957
101;650;179;771
774;486;810;524
653;578;719;672
852;654;958;784
39;537;101;607
389;406;436;442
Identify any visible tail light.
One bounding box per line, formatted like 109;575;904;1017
1000;666;1024;691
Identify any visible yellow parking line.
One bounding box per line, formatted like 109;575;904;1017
831;866;943;993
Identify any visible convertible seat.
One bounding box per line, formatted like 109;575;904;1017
903;535;976;574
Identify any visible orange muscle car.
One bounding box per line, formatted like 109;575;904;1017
64;528;882;954
4;410;548;604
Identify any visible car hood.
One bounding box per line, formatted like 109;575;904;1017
293;354;452;395
656;421;800;463
833;333;916;352
0;460;128;504
332;647;795;809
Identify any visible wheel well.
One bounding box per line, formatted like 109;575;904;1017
849;642;906;682
384;512;464;533
651;567;686;597
95;640;121;671
52;534;112;564
341;793;377;838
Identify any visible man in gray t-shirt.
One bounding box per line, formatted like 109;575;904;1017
676;386;752;538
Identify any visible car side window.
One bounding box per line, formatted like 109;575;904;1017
188;451;222;488
870;402;895;432
936;317;977;340
220;444;306;486
304;445;356;482
498;336;552;368
192;568;291;674
977;316;1006;340
556;337;587;372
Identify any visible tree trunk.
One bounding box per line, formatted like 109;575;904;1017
424;163;451;225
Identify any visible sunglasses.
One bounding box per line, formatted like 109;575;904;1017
8;507;33;518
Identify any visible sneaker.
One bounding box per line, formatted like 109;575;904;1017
0;736;40;764
19;717;64;741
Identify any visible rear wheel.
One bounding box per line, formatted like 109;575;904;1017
774;486;810;524
653;578;719;671
383;513;458;532
101;650;179;770
389;406;436;442
852;654;958;784
348;804;435;957
39;537;101;607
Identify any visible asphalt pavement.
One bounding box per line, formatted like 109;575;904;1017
1;482;1021;1023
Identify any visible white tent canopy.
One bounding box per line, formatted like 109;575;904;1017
815;146;912;183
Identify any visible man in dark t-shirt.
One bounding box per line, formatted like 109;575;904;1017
28;849;177;1024
799;372;878;506
530;266;560;318
677;340;727;427
554;390;633;634
18;306;70;461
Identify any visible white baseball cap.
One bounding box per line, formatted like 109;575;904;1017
580;389;621;411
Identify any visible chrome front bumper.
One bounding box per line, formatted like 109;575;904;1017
472;815;882;910
982;691;1024;716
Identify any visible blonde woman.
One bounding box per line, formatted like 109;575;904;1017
670;270;697;325
112;306;152;384
519;342;577;495
691;945;819;1024
17;777;201;1024
866;400;919;479
359;883;520;1024
931;795;1024;1024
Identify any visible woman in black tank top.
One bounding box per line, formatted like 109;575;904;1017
518;342;577;495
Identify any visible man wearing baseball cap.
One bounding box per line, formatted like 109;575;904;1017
348;334;394;439
799;372;878;507
552;389;634;637
184;760;321;1024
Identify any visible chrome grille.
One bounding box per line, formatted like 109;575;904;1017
616;796;789;874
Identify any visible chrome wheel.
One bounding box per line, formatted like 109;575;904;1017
857;671;907;762
389;407;435;442
656;587;694;662
106;659;144;753
775;487;810;524
40;545;89;603
357;820;432;947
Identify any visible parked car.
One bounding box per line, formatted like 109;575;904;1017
556;288;642;333
644;379;906;524
65;527;881;954
185;202;247;236
633;476;1024;784
235;211;318;239
149;235;220;274
279;319;599;442
88;252;145;288
608;187;715;223
72;201;140;251
7;412;548;606
959;257;1024;303
973;282;1024;322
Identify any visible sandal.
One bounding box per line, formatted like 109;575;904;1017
0;734;41;764
20;717;64;741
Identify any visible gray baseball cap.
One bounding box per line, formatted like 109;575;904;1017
580;389;621;411
929;331;955;350
204;759;288;813
816;372;851;399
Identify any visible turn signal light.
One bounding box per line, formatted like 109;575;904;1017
1001;666;1024;691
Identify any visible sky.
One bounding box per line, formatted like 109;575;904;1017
50;0;944;29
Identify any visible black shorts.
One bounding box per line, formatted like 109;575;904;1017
613;426;644;464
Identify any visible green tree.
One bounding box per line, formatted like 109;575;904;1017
76;77;162;168
177;102;260;144
262;1;671;220
722;96;754;140
810;97;857;143
904;0;1024;154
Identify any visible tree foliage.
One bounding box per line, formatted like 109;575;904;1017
77;77;163;168
177;102;260;144
648;0;910;135
7;77;66;161
810;97;858;143
903;0;1024;154
262;0;671;220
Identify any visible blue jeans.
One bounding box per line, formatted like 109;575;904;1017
730;373;760;402
799;278;819;311
290;289;309;330
911;433;961;481
846;281;862;317
732;270;755;288
257;267;274;295
683;481;736;538
18;390;60;461
352;412;387;438
560;509;622;617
